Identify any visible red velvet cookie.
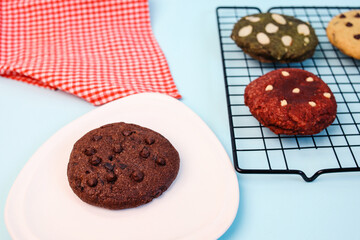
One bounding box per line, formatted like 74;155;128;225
67;122;180;209
244;69;337;135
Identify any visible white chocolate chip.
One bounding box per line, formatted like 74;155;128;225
306;77;314;82
246;16;261;22
272;14;287;25
281;100;288;106
308;101;316;107
292;88;300;93
297;24;310;36
281;35;293;46
265;85;273;91
323;92;331;98
304;37;310;46
256;32;270;45
265;23;279;33
282;71;290;76
238;25;253;37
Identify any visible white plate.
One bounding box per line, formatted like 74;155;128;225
5;93;239;240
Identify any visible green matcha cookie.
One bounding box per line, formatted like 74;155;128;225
231;13;318;63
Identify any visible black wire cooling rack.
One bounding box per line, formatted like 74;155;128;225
216;6;360;182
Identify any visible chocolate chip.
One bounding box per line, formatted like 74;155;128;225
355;13;360;18
346;22;353;27
108;155;114;161
152;189;162;198
340;14;346;18
155;157;166;166
106;172;117;182
354;34;360;40
119;163;127;169
145;137;155;145
140;147;150;158
131;170;144;182
75;179;81;187
86;178;98;187
105;136;114;142
84;147;97;156
122;130;135;136
104;163;114;171
99;178;104;185
89;156;102;166
113;144;123;153
85;170;90;174
92;135;102;141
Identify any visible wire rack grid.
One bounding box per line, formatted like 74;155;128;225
217;6;360;181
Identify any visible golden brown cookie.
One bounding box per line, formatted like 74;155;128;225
244;69;337;135
326;10;360;59
67;122;180;209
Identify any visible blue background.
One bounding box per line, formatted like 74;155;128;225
1;0;359;239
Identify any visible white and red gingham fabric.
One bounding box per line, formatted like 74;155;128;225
0;0;181;105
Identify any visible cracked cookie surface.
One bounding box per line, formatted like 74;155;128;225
326;10;360;59
244;69;337;135
67;122;180;209
231;13;318;63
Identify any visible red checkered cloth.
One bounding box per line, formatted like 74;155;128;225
0;0;181;105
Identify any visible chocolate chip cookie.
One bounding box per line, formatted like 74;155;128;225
326;10;360;59
244;69;337;135
67;122;180;209
231;13;318;63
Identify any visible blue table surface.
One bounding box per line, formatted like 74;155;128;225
1;0;360;239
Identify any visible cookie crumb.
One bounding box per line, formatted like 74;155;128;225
280;99;288;106
265;85;273;91
308;101;316;107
